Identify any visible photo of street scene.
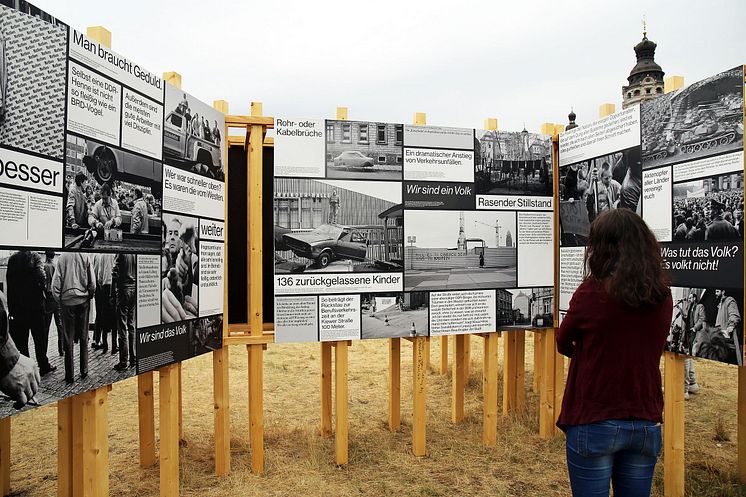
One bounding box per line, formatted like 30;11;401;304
559;145;642;247
668;287;744;366
361;292;428;339
672;171;743;241
641;66;744;170
404;210;517;291
164;84;224;181
496;287;554;329
274;179;403;273
325;120;403;181
475;129;552;196
63;135;162;252
0;250;138;419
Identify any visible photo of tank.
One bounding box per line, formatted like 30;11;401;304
641;66;744;170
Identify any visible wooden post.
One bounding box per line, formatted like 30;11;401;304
68;386;110;497
663;352;685;497
137;373;156;469
452;334;466;423
463;343;469;381
482;333;499;446
335;342;349;465
248;101;265;474
0;418;9;497
57;398;72;497
439;336;448;375
539;329;559;438
320;342;333;437
738;365;746;483
411;111;427;456
413;335;427;456
515;331;526;413
503;332;517;416
213;98;230;476
159;365;180;497
388;338;401;431
598;103;616;118
533;331;543;392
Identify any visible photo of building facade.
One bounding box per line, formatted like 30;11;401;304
325;120;403;180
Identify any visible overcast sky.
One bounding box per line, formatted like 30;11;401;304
36;0;746;133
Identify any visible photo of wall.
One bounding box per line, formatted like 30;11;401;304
325;120;403;181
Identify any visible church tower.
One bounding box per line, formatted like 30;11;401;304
622;26;665;109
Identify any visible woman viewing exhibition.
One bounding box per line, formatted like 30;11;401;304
557;208;672;497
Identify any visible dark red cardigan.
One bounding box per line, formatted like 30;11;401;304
556;278;673;428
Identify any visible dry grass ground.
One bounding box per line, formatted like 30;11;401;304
6;335;746;496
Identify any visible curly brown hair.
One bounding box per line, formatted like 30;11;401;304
583;208;670;307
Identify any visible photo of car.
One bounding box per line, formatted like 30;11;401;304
82;139;162;187
332;150;376;170
281;223;368;268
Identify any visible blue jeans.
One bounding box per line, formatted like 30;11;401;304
565;419;662;497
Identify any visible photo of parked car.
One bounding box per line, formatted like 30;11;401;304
332;151;375;170
281;223;368;269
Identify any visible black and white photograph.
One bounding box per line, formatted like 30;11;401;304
63;135;163;252
274;178;403;273
672;171;744;241
668;287;744;366
162;213;199;323
0;0;67;26
191;314;222;356
361;292;428;339
496;287;554;329
475;130;552;196
325;120;403;181
404;210;517;291
0;250;139;419
559;146;642;247
641;66;744;170
164;84;225;181
0;4;66;159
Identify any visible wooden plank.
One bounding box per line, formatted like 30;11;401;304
0;417;9;496
533;331;543;392
137;372;156;469
482;332;499;446
71;395;84;497
464;334;471;378
539;329;557;438
159;364;180;497
224;332;275;345
452;334;466;423
248;344;264;474
213;347;231;476
335;341;349;465
249;102;264;335
320;342;333;437
94;387;110;497
515;330;526;414
503;332;517;416
57;397;73;497
663;351;685;497
439;335;448;375
388;338;401;431
412;336;427;456
737;367;746;484
214;98;230;477
225;115;275;127
178;364;183;441
86;26;111;49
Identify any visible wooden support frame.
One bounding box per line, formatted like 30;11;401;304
0;417;9;497
533;331;544;392
738;365;746;483
137;373;156;469
388;338;401;431
663;352;685;497
451;335;466;423
439;336;448;375
503;331;526;416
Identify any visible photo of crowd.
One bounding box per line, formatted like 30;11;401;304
191;315;222;356
559;146;642;246
63;135;162;252
672;172;744;241
0;250;138;418
668;287;744;366
162;214;199;324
